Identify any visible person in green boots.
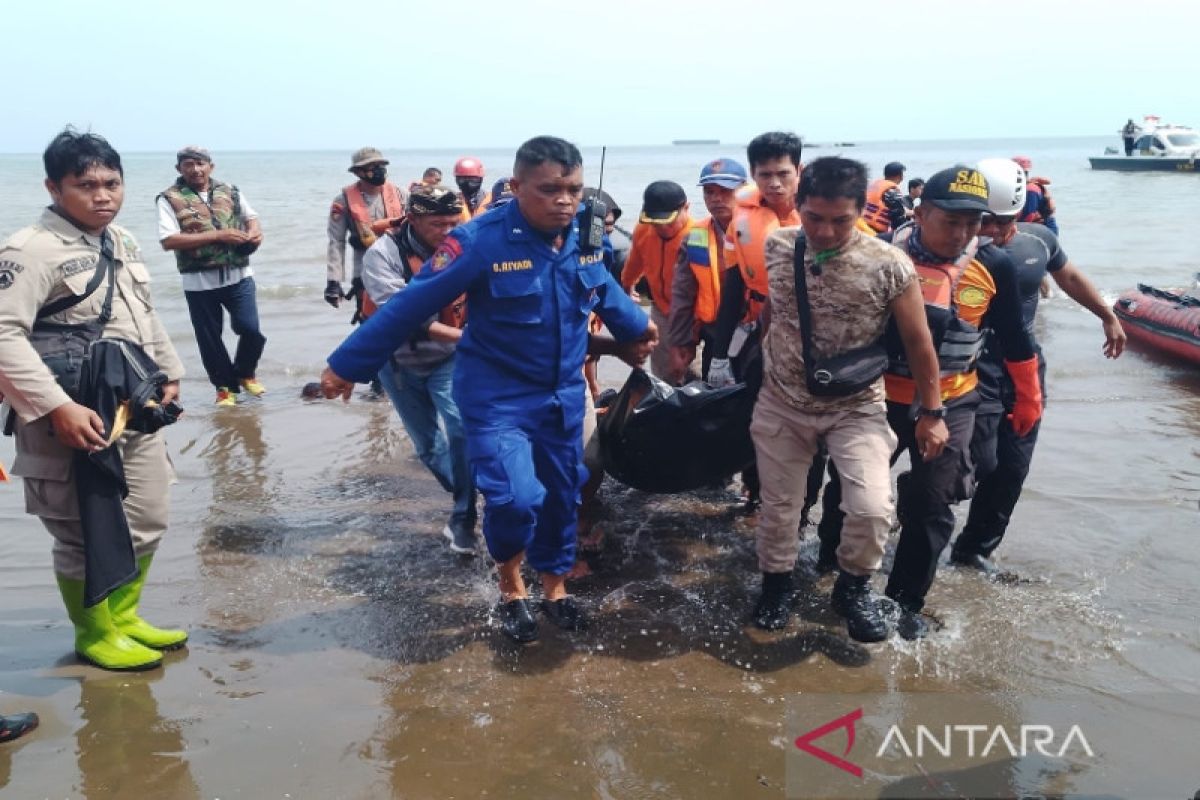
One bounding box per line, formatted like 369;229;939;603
0;129;188;670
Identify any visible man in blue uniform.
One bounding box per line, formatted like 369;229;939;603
320;136;655;643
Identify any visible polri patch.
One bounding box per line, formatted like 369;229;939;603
330;202;345;222
59;255;98;277
431;237;463;272
0;260;24;289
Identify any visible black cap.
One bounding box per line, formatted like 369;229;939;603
583;187;622;222
883;161;906;178
639;180;687;224
921;165;991;213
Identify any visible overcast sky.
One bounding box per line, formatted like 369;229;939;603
1;0;1192;153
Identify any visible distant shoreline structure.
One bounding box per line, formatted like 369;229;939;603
671;139;720;146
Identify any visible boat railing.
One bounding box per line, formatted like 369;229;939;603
1136;283;1200;307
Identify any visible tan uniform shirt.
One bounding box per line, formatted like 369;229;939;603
761;227;915;412
0;209;184;424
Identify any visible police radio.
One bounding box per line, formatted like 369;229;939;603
581;146;608;251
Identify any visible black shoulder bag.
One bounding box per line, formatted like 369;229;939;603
28;232;117;400
792;232;889;396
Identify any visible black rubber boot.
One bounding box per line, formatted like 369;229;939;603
896;608;931;640
752;572;795;631
949;548;1001;577
540;597;588;631
498;599;538;643
831;571;888;643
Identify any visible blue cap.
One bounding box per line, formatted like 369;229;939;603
698;157;747;189
488;176;515;209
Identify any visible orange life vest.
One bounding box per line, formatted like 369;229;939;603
620;220;689;317
683;216;723;324
459;191;493;222
344;182;405;251
861;178;898;233
728;188;800;323
361;250;467;330
883;229;992;404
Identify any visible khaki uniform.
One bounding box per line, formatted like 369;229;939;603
754;227;914;576
0;210;184;578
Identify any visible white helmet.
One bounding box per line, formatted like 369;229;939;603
976;158;1027;217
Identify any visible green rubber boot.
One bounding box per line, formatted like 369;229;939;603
108;555;189;651
56;576;162;671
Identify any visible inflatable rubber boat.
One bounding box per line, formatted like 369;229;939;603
1113;282;1200;366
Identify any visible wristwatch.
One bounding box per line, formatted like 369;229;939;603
916;406;947;419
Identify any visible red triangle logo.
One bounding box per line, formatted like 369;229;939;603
794;707;864;778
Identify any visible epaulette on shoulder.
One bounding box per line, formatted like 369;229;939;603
1;226;40;251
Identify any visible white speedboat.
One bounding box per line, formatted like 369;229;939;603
1089;116;1200;172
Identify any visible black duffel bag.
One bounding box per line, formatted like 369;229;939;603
598;369;757;494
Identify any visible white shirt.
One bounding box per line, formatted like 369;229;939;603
157;186;258;292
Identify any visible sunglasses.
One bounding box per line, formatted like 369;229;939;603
981;214;1018;225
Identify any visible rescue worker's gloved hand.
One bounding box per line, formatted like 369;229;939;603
1004;356;1043;437
324;280;344;308
347;277;366;324
369;218;393;235
708;357;735;388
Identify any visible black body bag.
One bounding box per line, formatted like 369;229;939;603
792;233;888;396
597;369;757;494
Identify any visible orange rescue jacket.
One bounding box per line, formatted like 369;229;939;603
459;191;493;223
345;182;406;251
862;178;898;233
726;189;800;323
683;216;724;324
621;219;690;317
884;231;992;404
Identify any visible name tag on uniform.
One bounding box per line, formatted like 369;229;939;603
59;256;98;277
492;259;533;273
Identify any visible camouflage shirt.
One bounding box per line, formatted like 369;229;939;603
762;227;915;411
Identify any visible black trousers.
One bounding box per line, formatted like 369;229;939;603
953;411;1041;558
882;395;978;611
183;277;266;390
735;329;762;502
1123;136;1135;156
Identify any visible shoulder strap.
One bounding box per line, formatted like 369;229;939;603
36;231;116;321
790;232;816;364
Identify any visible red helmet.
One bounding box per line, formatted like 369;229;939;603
454;157;485;178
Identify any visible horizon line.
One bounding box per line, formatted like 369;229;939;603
0;133;1114;157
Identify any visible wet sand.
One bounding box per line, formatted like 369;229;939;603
3;341;1198;798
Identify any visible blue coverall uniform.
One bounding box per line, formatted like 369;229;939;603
327;200;649;574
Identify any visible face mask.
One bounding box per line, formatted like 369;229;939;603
457;178;483;196
364;166;387;186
